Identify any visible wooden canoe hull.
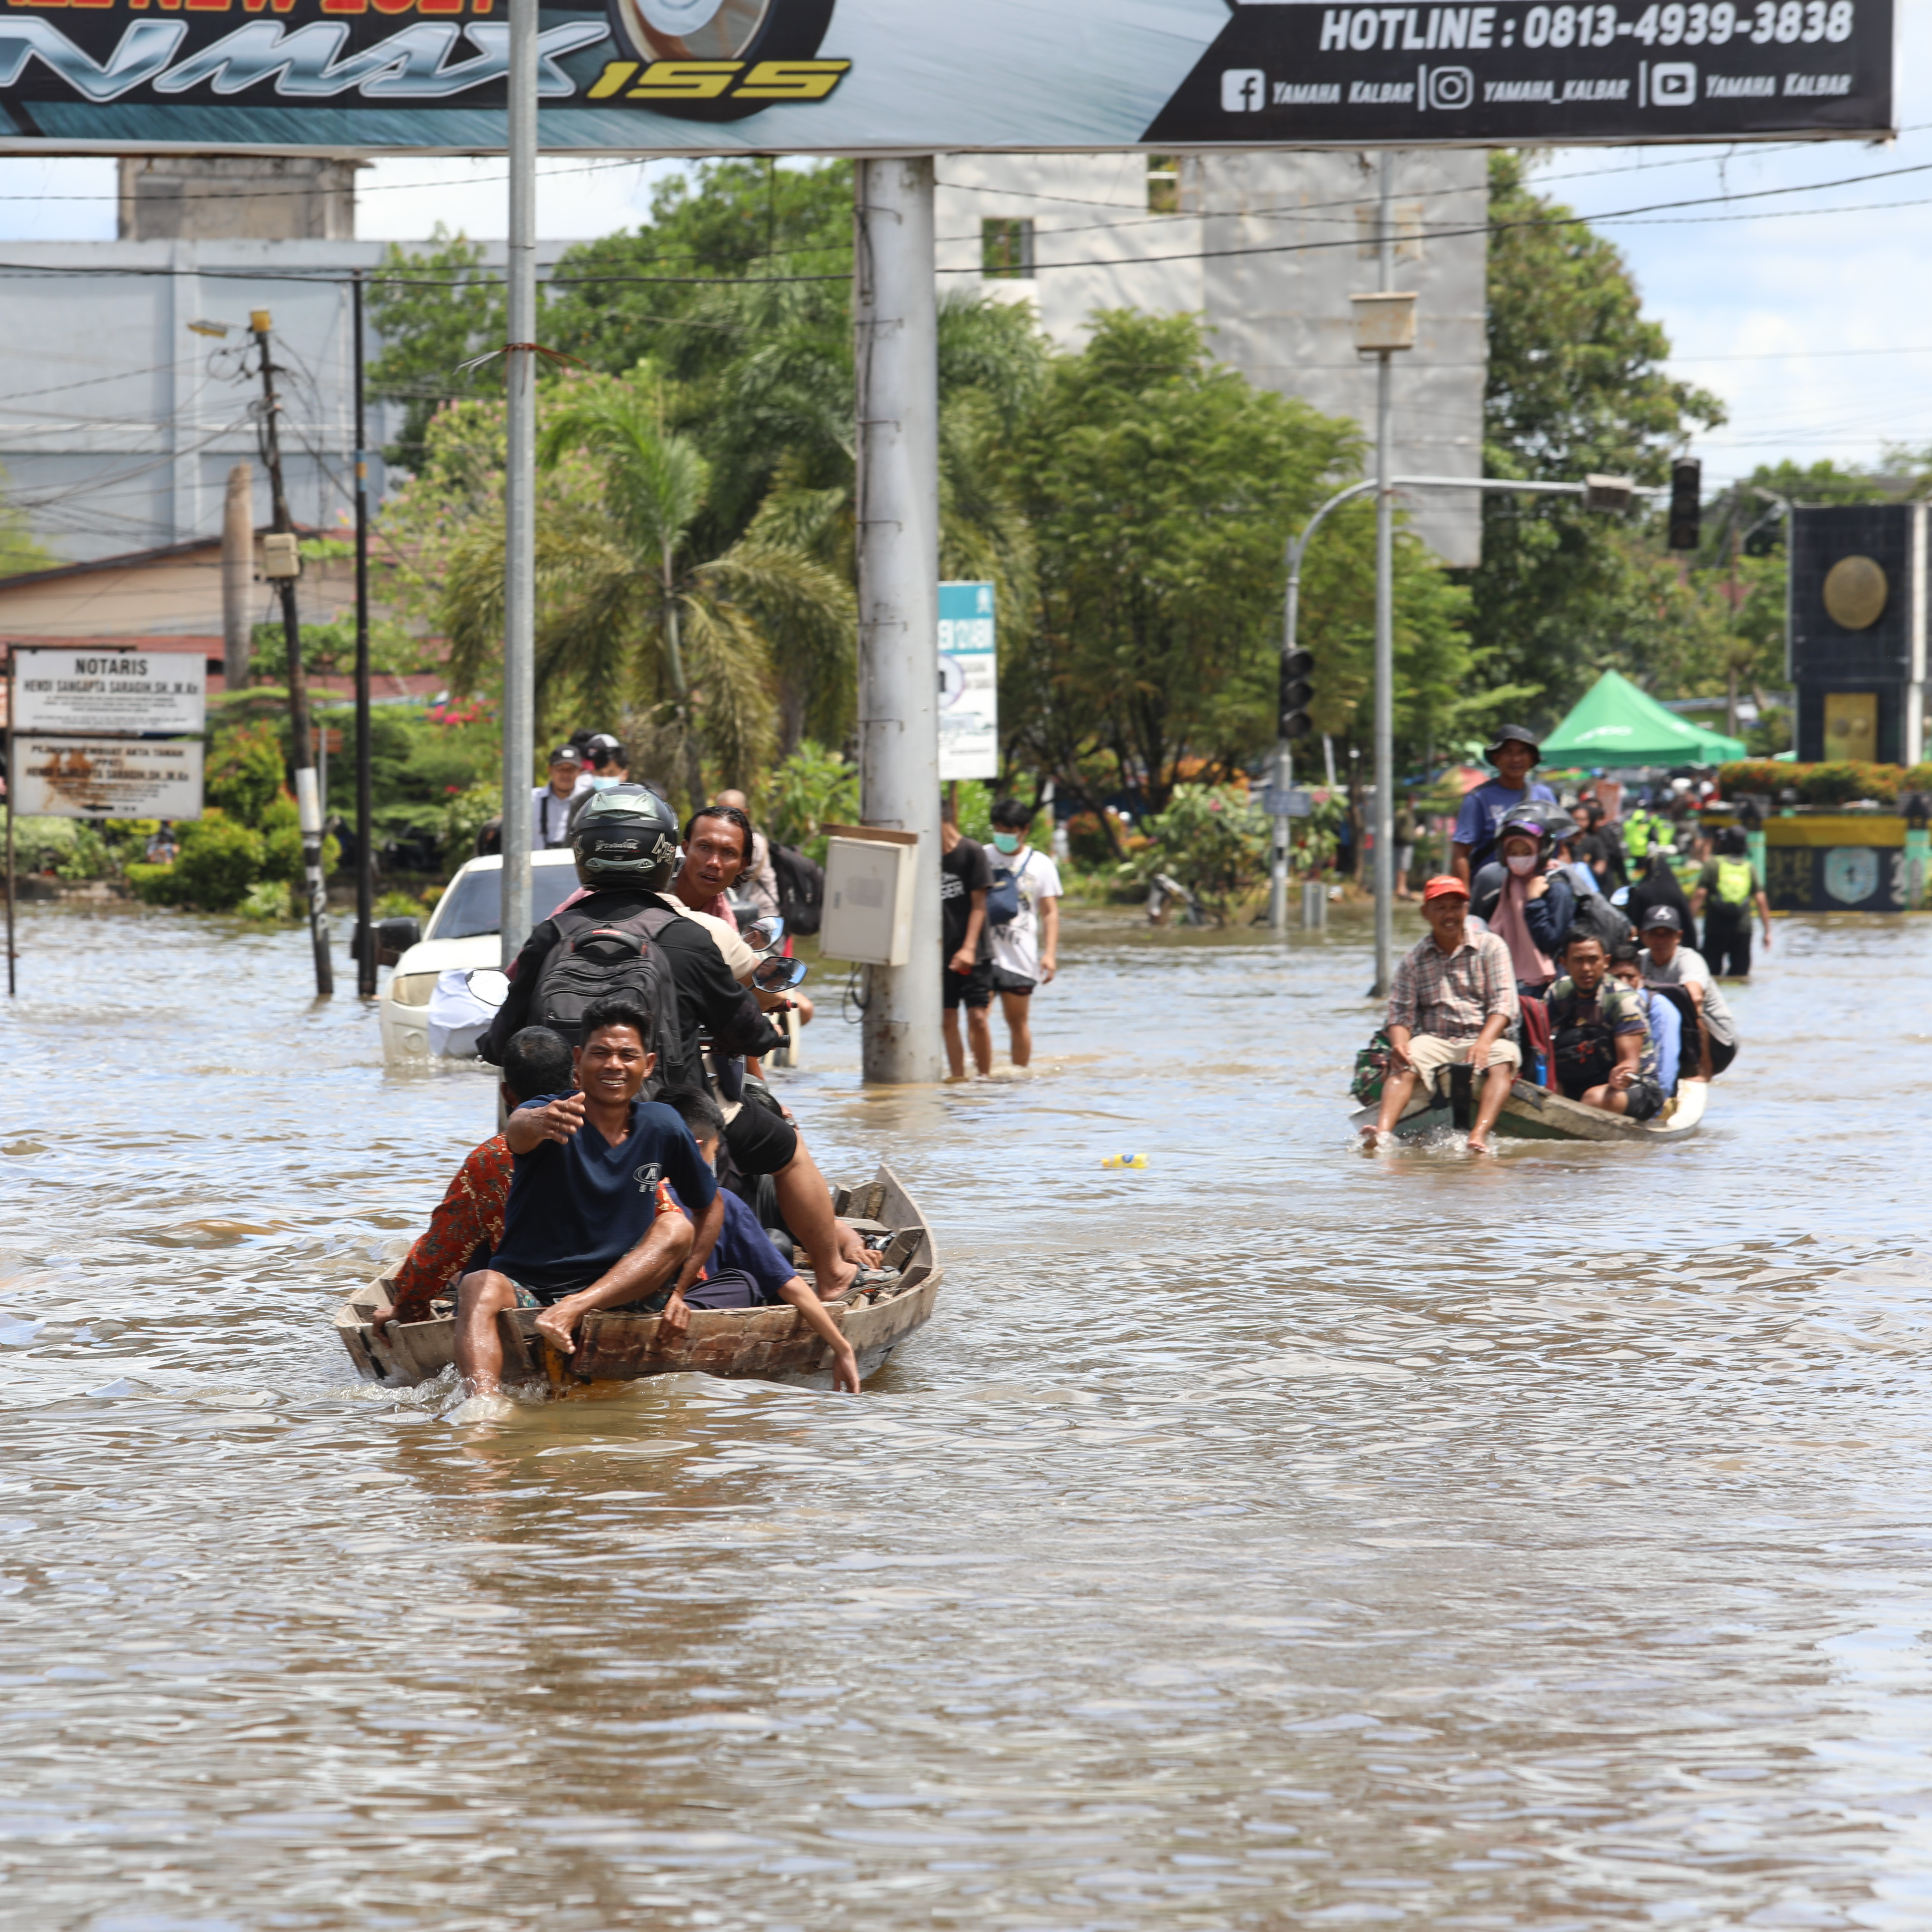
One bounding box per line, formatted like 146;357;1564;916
335;1163;942;1391
1350;1074;1708;1145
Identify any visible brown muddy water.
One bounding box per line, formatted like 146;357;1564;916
3;899;1932;1931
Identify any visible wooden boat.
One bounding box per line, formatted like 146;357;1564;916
334;1164;942;1391
1351;1064;1709;1144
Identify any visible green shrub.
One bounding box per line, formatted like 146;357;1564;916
163;812;266;911
123;861;179;906
260;819;340;884
1720;759;1932;807
1801;760;1894;806
440;781;501;867
206;722;288;826
238;880;296;922
54;823;114;882
1119;783;1270;920
756;741;859;865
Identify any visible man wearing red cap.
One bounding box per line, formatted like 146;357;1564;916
1362;874;1521;1155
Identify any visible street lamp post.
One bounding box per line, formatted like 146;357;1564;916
1269;472;1653;957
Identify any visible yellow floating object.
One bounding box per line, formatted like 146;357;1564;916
1101;1153;1148;1170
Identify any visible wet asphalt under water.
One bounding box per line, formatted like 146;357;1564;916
3;898;1932;1930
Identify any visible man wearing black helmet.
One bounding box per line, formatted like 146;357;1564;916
1451;726;1559;883
479;784;870;1297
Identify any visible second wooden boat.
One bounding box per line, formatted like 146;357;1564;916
1351;1067;1709;1144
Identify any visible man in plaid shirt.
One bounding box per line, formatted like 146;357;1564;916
1362;875;1521;1155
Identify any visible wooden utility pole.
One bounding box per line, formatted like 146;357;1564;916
251;308;333;997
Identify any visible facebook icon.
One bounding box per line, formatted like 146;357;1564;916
1220;69;1266;112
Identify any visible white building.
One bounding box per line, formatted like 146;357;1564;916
935;150;1490;566
0;236;564;568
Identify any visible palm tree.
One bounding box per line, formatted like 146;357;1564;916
441;375;854;807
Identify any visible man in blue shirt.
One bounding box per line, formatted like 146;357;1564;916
455;995;719;1397
1452;725;1559;882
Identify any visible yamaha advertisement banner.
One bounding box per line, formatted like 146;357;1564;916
0;0;1891;152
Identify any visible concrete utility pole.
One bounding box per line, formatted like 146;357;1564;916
1371;149;1398;1001
351;270;376;999
220;462;252;691
854;157;942;1084
499;0;537;966
251;311;332;998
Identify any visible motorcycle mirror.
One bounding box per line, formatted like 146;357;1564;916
750;955;809;992
466;968;511;1007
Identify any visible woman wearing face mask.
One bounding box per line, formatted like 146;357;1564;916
1468;809;1574;997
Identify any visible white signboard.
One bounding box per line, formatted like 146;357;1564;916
14;737;205;820
938;581;998;783
13;646;206;735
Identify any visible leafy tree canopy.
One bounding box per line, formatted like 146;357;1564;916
1471;150;1725;716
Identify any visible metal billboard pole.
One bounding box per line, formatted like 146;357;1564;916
352;269;376;998
499;0;537;967
1371;149;1397;1002
854;157;942;1085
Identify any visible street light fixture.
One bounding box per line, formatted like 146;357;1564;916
1266;470;1668;948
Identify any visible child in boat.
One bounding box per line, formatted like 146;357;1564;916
1608;941;1681;1103
662;1086;862;1395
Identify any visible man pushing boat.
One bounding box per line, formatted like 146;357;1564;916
453;994;720;1400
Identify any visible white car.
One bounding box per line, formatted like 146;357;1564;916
378;848;581;1065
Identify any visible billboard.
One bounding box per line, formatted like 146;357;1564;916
0;0;1891;153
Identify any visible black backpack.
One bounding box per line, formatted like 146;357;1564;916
771;844;825;935
530;904;699;1095
1568;889;1632;951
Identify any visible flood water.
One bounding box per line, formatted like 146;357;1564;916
4;899;1932;1930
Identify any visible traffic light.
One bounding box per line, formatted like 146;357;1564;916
1280;647;1315;740
1667;457;1702;551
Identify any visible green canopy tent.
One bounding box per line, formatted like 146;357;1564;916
1537;670;1747;769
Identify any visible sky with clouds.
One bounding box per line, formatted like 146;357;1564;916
0;0;1923;491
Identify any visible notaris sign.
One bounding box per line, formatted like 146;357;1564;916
0;0;1891;154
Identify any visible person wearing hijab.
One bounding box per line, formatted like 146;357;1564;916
1469;815;1574;996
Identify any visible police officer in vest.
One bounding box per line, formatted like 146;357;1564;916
1690;826;1772;979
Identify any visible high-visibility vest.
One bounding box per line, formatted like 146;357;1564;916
1713;857;1756;907
1625;810;1659;859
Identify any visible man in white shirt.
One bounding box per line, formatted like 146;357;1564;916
1637;904;1738;1079
986;797;1063;1070
533;744;588;850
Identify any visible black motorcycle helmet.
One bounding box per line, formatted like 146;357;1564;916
572;784;680;892
1496;800;1554;864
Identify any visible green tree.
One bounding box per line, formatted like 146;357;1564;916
1471;151;1726;713
366;228;506;473
0;461;53;578
438;373;854;807
1003;309;1465;816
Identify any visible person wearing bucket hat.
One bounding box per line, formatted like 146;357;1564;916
1451;724;1558;884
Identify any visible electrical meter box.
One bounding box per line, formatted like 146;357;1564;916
820;826;919;966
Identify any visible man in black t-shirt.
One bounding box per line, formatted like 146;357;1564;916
939;796;994;1078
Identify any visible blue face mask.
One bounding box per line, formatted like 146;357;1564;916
588;775;621;792
991;831;1021;854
